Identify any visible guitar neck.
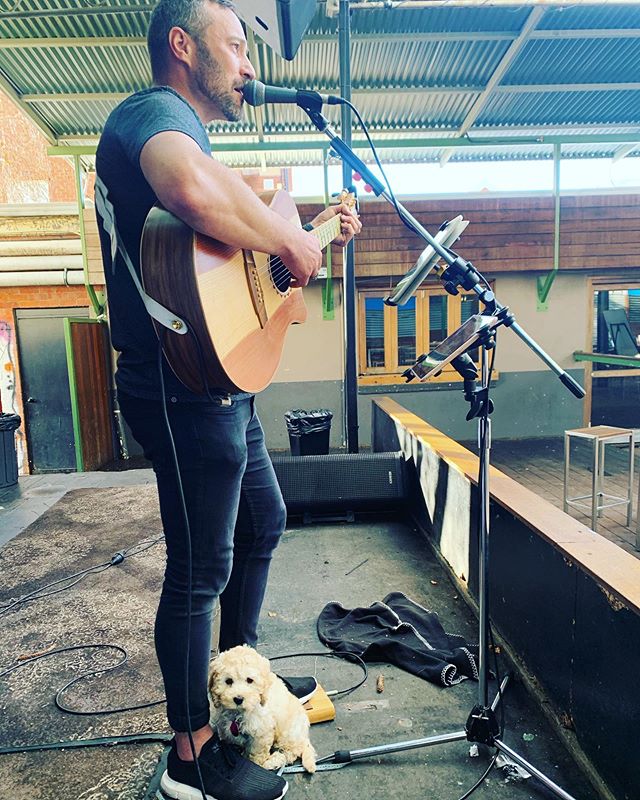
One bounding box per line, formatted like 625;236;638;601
311;215;342;250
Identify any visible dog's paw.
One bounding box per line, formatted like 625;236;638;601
262;752;287;771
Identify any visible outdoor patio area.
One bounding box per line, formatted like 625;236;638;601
0;465;602;800
484;436;640;557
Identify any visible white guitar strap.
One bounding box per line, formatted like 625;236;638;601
94;175;189;335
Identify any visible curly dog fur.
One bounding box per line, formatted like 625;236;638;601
208;645;316;773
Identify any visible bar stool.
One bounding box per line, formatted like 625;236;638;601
563;425;634;532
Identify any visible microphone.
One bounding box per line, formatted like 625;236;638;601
242;80;342;108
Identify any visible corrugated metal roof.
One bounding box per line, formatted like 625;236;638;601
505;37;640;84
0;0;639;167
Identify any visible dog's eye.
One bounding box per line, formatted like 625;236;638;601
225;678;233;686
246;678;254;684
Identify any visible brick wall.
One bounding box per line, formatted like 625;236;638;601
0;284;92;473
0;94;76;204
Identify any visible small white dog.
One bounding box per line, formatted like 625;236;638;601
208;645;317;773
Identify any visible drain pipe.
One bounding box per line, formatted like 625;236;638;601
0;270;85;286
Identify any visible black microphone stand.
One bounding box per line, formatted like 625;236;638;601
295;97;586;800
298;97;584;400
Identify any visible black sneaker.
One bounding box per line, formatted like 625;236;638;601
160;735;288;800
278;675;318;705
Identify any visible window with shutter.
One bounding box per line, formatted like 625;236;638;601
358;286;485;383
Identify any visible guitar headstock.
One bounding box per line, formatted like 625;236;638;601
336;188;357;211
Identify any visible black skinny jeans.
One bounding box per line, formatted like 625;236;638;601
119;391;286;731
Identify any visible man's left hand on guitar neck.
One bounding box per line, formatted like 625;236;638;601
308;201;362;248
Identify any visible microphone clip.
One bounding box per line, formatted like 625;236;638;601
296;89;328;112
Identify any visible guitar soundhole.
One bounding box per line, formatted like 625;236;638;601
269;255;291;293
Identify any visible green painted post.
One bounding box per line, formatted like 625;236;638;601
322;151;335;320
537;143;561;310
63;317;84;472
73;155;104;317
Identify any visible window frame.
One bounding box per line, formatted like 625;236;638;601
357;284;488;385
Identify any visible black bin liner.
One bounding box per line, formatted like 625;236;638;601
0;413;21;490
284;408;333;456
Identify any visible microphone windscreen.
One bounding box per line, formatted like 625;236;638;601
242;80;265;107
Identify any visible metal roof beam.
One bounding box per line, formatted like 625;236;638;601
0;37;147;48
475;122;640;134
0;5;154;20
24;81;640;105
4;26;640;50
53;127;640;146
496;82;640;94
21;86;478;103
1;0;634;15
531;28;640;41
48;131;640;158
349;0;640;6
612;143;640;164
440;6;545;166
23;92;130;102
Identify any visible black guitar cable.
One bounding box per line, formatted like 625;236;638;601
156;329;208;800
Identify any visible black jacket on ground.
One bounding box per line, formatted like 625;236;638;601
317;591;479;687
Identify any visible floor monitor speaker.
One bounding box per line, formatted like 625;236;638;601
271;451;407;515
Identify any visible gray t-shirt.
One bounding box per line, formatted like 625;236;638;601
96;86;218;401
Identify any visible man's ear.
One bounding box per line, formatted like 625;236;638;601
167;25;196;68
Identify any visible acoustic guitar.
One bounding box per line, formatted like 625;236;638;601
140;189;354;395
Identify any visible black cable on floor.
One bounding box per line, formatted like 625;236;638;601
0;643;165;714
0;535;163;617
0;732;172;756
268;650;368;697
455;750;499;800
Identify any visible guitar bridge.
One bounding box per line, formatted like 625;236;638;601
244;250;268;329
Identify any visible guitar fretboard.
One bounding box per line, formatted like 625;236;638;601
312;216;343;250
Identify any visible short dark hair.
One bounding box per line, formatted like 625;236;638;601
147;0;235;81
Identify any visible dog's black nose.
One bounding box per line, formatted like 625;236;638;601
233;696;243;706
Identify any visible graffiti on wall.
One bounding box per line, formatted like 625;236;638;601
0;320;24;472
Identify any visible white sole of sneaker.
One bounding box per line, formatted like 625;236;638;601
159;770;289;800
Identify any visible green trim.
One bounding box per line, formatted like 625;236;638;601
536;142;562;309
73;155;104;317
64;317;106;473
48;131;640;158
573;351;640;369
322;152;335;321
64;317;84;472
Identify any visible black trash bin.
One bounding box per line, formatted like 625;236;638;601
0;413;21;489
284;409;333;456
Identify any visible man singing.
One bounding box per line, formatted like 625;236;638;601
95;1;360;798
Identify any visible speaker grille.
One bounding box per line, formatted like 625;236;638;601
271;451;407;513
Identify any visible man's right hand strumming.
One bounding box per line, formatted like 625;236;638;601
280;227;323;288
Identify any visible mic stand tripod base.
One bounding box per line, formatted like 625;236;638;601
317;675;510;767
493;740;578;800
310;673;578;799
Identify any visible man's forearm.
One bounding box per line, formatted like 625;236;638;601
162;157;297;257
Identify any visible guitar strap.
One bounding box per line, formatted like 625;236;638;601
94;175;189;336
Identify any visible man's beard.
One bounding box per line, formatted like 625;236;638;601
194;43;243;122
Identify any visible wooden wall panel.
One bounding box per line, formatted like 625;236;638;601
297;193;640;280
70;320;115;470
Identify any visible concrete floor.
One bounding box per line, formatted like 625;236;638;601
0;469;601;800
